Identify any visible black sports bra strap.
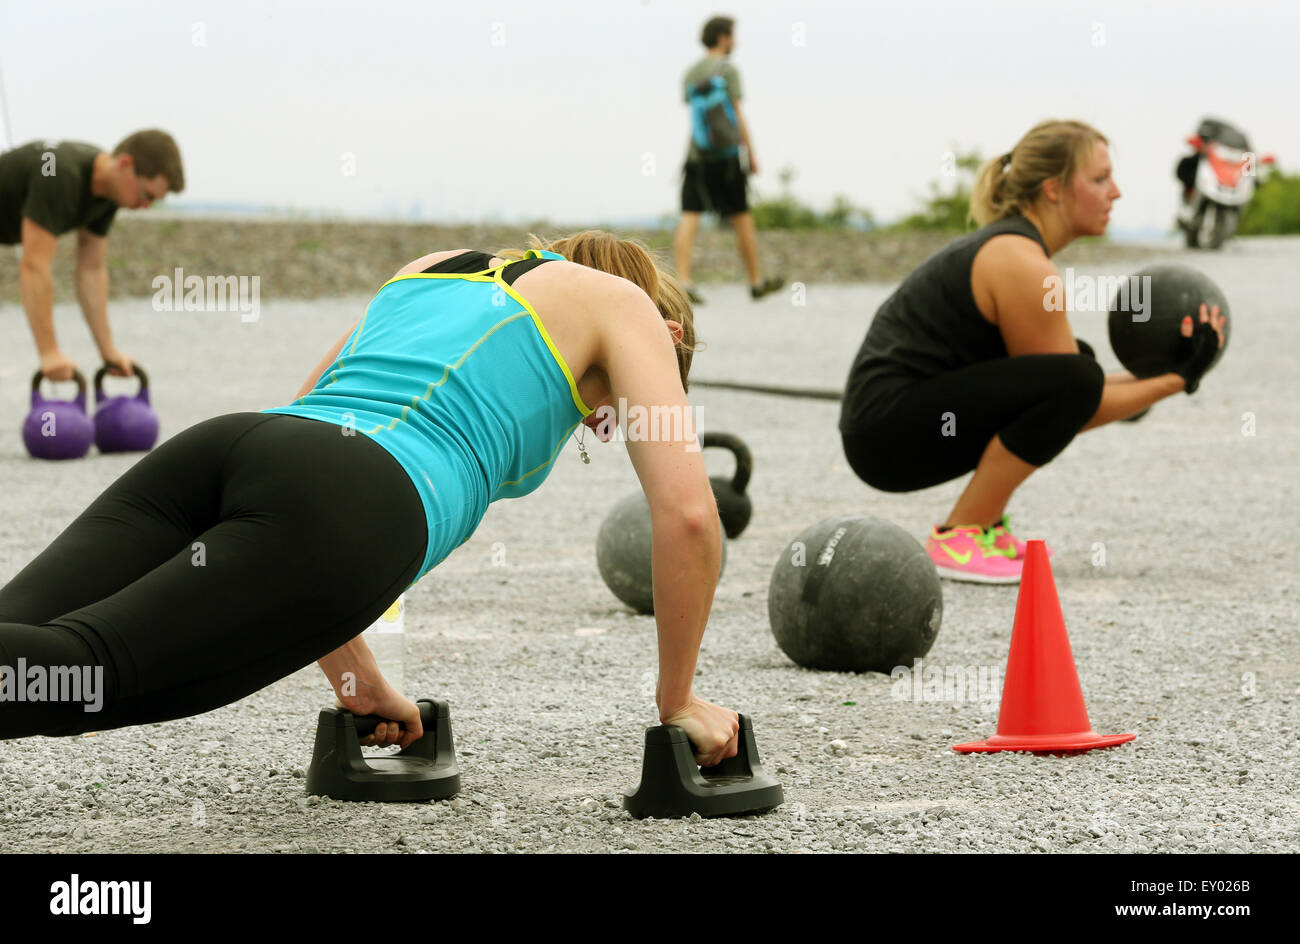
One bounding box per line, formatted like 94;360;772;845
420;251;495;275
419;250;555;285
499;256;553;286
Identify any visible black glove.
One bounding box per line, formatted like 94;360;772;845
1173;320;1220;395
1075;337;1096;360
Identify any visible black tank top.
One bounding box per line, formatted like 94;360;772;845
421;250;552;285
839;215;1049;432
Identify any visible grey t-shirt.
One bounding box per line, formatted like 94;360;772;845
682;55;743;164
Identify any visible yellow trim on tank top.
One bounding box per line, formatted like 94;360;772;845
362;266;593;418
490;266;591;418
305;279;510;409
336;272;498;362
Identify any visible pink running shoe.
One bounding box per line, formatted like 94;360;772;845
925;525;1022;584
987;515;1053;560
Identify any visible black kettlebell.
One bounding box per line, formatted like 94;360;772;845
701;431;753;539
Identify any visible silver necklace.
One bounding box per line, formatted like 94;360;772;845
572;426;590;464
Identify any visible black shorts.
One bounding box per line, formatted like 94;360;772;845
681;156;748;217
840;353;1103;493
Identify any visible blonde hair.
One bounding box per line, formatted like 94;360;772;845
969;120;1108;227
497;230;699;392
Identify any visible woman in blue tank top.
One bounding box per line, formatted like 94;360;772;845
840;120;1225;585
0;230;742;768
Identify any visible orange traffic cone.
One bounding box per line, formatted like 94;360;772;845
953;540;1134;754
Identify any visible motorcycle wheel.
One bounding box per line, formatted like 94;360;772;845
1195;203;1218;249
1206;206;1237;250
1184;202;1203;248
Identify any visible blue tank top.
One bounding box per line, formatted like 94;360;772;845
263;249;592;586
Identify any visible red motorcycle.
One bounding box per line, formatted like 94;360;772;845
1175;118;1275;249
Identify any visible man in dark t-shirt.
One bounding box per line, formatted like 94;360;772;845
0;129;185;381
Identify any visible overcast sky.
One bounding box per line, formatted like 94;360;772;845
2;0;1297;235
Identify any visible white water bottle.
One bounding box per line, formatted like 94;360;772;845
363;595;405;696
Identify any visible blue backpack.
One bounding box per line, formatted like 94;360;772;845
688;65;740;160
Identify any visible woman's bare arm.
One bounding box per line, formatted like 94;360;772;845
596;281;718;712
1082;373;1184;430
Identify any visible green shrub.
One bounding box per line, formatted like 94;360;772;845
751;166;874;231
890;150;982;233
1239;167;1300;235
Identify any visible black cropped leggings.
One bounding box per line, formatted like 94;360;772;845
0;413;428;739
841;353;1104;493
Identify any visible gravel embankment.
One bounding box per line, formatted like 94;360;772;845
1;216;1164;301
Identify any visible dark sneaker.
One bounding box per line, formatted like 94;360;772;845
750;276;785;301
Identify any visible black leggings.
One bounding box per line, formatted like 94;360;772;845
0;413;428;738
841;353;1103;493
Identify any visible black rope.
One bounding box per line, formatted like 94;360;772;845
691;379;843;401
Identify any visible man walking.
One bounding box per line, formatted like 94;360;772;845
0;129;185;380
673;16;783;304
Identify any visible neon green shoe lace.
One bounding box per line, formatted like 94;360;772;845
975;527;1015;558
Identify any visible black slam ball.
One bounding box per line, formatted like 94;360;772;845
768;515;942;673
1108;263;1230;379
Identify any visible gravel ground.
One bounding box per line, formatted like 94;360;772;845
1;236;1297;853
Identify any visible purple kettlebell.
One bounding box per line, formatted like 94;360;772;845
93;362;160;453
22;369;95;460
